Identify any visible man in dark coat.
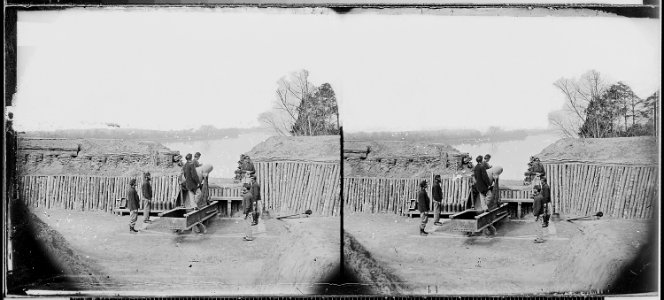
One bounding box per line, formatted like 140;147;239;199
541;177;551;228
183;153;202;208
473;155;492;212
142;172;153;223
532;185;546;243
127;178;140;233
250;175;261;225
242;183;255;241
417;180;430;236
432;175;443;226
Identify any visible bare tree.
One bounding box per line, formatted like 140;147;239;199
260;70;316;135
552;70;611;138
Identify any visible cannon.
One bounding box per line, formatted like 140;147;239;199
449;203;509;234
159;200;222;233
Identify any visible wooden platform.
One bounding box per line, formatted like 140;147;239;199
406;198;533;219
113;209;167;216
209;196;243;217
500;198;533;219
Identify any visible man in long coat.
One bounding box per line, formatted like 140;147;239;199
183;153;202;208
417;180;430;236
432;175;443;226
127;178;140;233
473;155;492;212
142;172;153;224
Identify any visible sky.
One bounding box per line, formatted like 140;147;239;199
12;7;661;133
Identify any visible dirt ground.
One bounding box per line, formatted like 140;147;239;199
343;213;653;295
23;207;339;295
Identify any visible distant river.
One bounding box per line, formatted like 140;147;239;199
451;132;563;180
162;131;563;181
162;132;274;179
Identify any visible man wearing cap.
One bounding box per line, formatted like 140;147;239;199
473;155;492;212
242;183;255;241
183;153;202;209
483;154;493;170
142;172;153;224
250;175;262;225
193;152;202;168
432;175;443;226
127;178;140;233
417;180;431;236
532;185;546;243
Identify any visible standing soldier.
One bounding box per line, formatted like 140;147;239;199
127;179;140;233
432;175;443;226
532;185;546;243
541;176;551;228
242;183;255;241
473;155;492;212
142;172;153;224
184;153;202;208
418;180;430;236
250;175;262;225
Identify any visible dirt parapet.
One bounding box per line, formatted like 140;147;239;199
342;232;408;294
344;140;469;178
254;217;340;294
17;137;182;177
551;219;652;293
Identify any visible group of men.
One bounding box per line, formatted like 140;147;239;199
416;154;506;238
126;172;154;233
234;154;255;182
124;151;263;239
524;156;546;185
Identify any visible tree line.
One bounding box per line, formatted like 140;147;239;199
19;126;269;141
550;70;659;138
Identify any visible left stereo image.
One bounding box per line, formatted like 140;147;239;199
4;7;341;296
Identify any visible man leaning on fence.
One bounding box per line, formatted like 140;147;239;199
418;180;430;236
127;179;140;233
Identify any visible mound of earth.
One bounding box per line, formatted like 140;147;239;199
552;219;653;293
17;137;181;177
8;200;112;293
245;135;340;163
536;137;658;165
344;140;466;178
254;217;340;294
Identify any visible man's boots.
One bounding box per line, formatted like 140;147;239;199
129;225;138;233
543;214;550;227
252;211;259;225
420;228;428;236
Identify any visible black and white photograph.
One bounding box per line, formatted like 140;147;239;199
5;7;342;295
338;8;660;295
3;3;661;298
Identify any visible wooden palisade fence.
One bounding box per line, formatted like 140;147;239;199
19;175;241;213
544;163;658;219
344;176;477;215
254;161;341;216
